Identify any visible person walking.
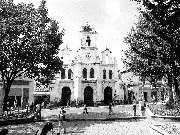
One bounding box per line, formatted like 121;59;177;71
83;104;88;114
109;102;113;115
58;106;66;134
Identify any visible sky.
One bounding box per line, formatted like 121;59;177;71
14;0;140;71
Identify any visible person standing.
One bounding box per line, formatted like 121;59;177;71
152;95;156;104
13;99;17;110
58;106;66;134
41;101;44;109
67;100;70;108
139;98;142;111
37;103;42;121
140;99;145;116
142;99;146;116
30;102;34;113
133;98;136;116
108;102;113;115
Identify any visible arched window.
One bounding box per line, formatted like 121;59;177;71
109;70;112;79
103;69;106;79
86;36;91;46
90;68;94;78
61;68;65;79
68;69;72;79
83;68;87;78
105;55;109;64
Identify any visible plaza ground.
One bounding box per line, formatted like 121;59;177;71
41;105;142;120
0;105;179;135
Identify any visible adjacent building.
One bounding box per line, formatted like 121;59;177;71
0;77;35;108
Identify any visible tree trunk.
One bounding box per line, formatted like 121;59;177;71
0;88;5;114
1;80;12;112
173;76;180;106
166;74;174;108
3;86;11;111
173;77;180;97
168;86;174;105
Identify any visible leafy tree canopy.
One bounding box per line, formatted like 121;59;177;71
123;14;167;84
0;0;64;85
121;71;141;86
124;0;180;99
0;0;64;111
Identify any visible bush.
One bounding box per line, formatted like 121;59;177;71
113;100;122;105
94;101;101;107
78;100;84;107
100;100;105;106
70;100;76;107
48;98;61;109
165;101;174;109
148;103;180;116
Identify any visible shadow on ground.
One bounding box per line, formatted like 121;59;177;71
0;119;141;135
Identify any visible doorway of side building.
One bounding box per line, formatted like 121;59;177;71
84;86;93;106
104;86;112;105
144;92;148;101
61;87;71;106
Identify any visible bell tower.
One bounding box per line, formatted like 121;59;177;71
77;23;98;63
80;23;97;47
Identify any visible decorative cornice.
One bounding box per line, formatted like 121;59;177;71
81;79;97;83
59;80;74;83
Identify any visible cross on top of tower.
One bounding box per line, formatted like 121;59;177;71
82;22;92;32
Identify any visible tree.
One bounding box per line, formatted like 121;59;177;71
124;0;180;102
123;14;167;86
0;0;64;111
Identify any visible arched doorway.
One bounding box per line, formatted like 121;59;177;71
61;87;71;106
104;86;112;105
84;86;93;106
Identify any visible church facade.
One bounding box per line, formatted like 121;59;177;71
50;24;124;106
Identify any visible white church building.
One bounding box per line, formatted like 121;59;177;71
50;24;124;106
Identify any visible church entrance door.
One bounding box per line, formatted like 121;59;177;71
84;86;93;106
61;87;71;106
104;86;112;105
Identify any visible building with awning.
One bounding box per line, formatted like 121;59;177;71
0;79;35;108
139;79;165;102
